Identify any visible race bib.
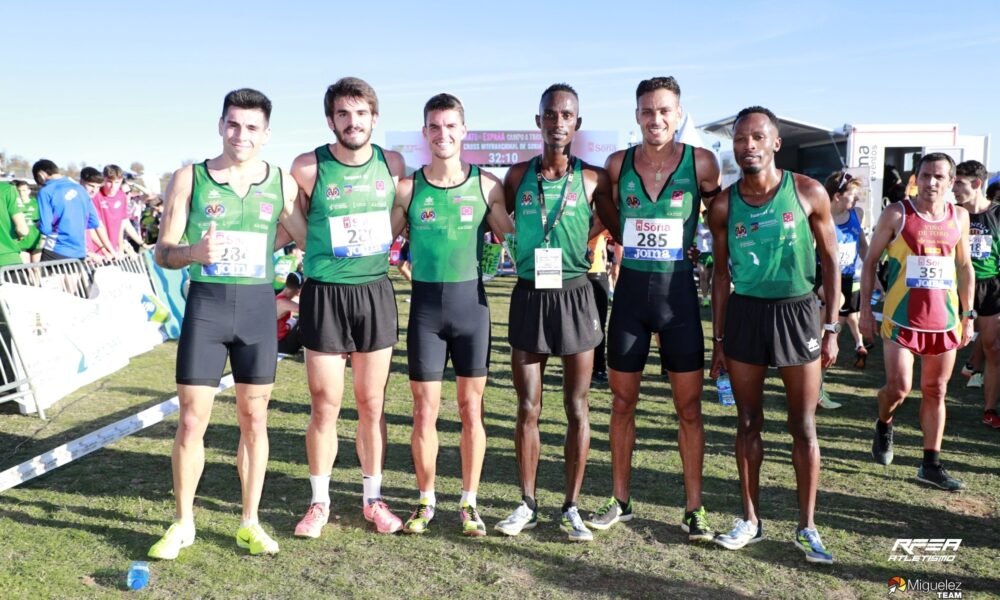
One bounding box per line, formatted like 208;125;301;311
204;230;267;278
622;218;683;261
329;211;392;258
534;248;562;289
837;241;858;269
905;255;955;290
970;234;992;260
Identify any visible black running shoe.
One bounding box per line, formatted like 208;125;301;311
915;464;966;491
871;420;893;466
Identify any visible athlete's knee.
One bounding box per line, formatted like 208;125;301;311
564;396;590;428
920;380;948;404
309;396;341;429
673;396;703;428
786;412;818;444
176;411;210;445
457;396;484;428
883;376;912;402
736;407;764;435
412;400;439;431
611;393;638;417
236;402;268;433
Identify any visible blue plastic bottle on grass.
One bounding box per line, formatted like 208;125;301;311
717;372;735;406
127;561;150;591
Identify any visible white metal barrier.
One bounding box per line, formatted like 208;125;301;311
0;252;154;419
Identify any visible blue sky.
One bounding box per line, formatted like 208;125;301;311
3;0;998;182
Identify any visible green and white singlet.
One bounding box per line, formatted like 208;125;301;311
728;171;815;298
185;161;283;285
513;157;591;280
305;144;396;285
408;166;488;283
617;144;700;273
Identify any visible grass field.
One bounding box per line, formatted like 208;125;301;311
1;274;997;599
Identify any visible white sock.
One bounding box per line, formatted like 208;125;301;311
240;518;258;528
362;473;382;505
310;475;331;506
419;489;436;506
460;490;476;507
175;517;195;532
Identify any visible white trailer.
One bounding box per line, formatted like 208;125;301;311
699;115;991;228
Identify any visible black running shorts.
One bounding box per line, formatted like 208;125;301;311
176;282;278;386
508;275;602;356
298;276;398;353
974;276;1000;317
607;267;704;373
839;274;861;316
723;293;821;367
408;279;491;381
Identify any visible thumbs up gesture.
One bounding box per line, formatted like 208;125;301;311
191;221;223;265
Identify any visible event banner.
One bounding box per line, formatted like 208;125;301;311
386;130;619;169
0;267;167;414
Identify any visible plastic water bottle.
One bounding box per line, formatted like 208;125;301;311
126;561;150;591
717;372;735;406
870;289;882;306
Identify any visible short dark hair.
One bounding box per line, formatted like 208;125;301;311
423;93;465;125
956;160;988;184
12;179;28;189
734;106;780;134
285;271;303;290
636;77;681;102
917;152;956;178
222;88;272;122
324;77;379;118
80;167;104;185
32;159;59;179
540;83;578;106
987;181;1000;202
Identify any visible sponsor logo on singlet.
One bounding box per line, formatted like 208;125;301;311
205;203;225;217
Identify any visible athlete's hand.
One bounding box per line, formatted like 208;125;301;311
859;307;879;340
190;221;222;265
821;332;838;368
959;317;974;349
709;342;728;378
686;244;701;262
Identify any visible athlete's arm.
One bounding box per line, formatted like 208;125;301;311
954;206;975;348
707;188;731;378
596;154;622;244
12;213;28;239
694;147;723;208
859;203;903;339
273;223;293;251
385;150;407;185
277;167;306;248
798;174;839;368
154;165;219;269
482;170;513;238
503;162;529;214
583;164;613;240
855;207;869;261
391;176;414;239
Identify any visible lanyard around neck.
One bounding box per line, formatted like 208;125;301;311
535;157;575;245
